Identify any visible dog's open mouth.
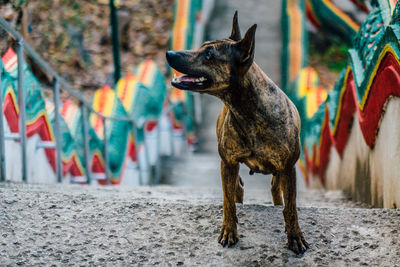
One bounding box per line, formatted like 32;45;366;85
171;73;211;90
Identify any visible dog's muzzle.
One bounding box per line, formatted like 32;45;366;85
166;51;211;91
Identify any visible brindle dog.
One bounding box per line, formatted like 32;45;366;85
166;12;309;254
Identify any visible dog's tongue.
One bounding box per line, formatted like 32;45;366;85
180;76;197;82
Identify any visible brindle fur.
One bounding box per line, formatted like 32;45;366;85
166;12;309;254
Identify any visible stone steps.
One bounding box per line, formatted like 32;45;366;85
1;182;398;266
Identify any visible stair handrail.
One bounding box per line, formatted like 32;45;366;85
0;17;139;123
0;16;144;184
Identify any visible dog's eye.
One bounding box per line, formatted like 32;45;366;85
204;49;213;60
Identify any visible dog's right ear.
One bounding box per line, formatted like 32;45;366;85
229;11;241;41
236;24;257;71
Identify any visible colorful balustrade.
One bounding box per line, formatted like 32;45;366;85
282;0;400;207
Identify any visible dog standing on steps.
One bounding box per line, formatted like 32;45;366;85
166;11;309;254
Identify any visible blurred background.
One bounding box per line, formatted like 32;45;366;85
2;1;400;265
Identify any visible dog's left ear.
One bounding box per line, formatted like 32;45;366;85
236;24;257;70
229;11;241;41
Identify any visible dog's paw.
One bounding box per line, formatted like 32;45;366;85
287;232;309;254
218;224;239;247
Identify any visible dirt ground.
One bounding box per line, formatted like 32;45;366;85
1;182;399;266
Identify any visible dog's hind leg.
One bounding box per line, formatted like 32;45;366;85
218;160;240;247
280;167;309;254
271;174;283;205
235;175;244;204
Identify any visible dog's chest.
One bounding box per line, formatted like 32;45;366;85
219;126;273;170
217;109;293;173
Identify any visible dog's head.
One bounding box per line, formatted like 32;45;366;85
166;11;257;93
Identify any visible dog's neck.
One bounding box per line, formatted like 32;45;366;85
217;63;278;126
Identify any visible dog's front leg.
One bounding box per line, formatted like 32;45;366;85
218;160;239;247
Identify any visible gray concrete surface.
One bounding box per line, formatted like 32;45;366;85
1;183;399;266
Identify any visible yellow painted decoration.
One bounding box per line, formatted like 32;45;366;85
287;0;303;82
298;67;319;98
91;85;116;139
321;0;359;32
136;60;156;88
116;74;138;112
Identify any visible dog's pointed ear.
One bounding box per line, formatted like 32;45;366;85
229;11;241;41
237;24;257;68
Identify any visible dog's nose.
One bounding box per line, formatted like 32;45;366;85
166;51;176;62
